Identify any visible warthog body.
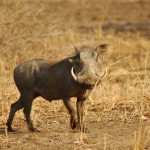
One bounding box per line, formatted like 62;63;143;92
6;44;108;132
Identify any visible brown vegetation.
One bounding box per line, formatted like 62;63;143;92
0;0;150;149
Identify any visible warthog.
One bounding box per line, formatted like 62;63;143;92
6;44;108;132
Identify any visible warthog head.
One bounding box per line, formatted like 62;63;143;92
70;44;108;86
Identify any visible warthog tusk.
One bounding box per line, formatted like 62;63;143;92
71;67;77;81
100;68;108;79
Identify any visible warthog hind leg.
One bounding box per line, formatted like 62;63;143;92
6;97;23;132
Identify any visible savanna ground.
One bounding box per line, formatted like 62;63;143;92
0;0;150;149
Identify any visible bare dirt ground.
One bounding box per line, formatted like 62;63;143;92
0;0;150;149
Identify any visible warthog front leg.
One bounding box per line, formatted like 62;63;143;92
63;98;77;129
76;98;86;132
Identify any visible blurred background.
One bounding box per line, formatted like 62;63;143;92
0;0;150;71
0;0;150;149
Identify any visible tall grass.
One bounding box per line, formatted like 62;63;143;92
134;120;150;150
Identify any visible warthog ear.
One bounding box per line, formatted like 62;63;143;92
69;53;80;64
72;43;80;54
95;44;108;55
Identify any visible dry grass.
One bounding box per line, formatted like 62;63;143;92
0;0;150;149
134;120;150;150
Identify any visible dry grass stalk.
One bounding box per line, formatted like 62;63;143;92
134;120;150;150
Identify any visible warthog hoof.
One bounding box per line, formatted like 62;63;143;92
7;127;15;132
70;118;77;129
29;127;40;132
